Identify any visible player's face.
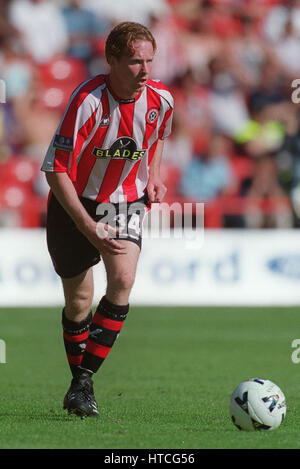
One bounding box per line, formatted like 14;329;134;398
110;40;154;96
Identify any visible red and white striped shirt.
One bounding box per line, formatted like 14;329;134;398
42;74;173;203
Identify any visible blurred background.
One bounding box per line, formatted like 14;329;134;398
0;0;300;306
1;0;300;230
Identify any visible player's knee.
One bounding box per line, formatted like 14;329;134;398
65;291;93;318
110;270;136;293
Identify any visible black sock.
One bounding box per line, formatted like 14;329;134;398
80;296;129;374
62;308;92;377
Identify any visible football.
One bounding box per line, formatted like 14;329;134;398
229;378;287;431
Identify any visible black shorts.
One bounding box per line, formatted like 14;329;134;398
46;194;147;278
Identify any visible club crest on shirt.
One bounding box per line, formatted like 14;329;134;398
146;108;159;125
92;137;146;162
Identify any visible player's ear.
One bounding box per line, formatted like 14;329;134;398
107;55;118;67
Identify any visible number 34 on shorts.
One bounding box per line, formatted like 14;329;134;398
96;199;147;243
116;211;143;240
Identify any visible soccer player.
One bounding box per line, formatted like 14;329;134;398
41;22;174;418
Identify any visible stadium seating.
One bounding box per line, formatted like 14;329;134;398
0;156;44;227
36;55;88;111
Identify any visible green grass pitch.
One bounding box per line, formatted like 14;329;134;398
0;305;299;449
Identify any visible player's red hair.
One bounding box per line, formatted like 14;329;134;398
105;21;156;62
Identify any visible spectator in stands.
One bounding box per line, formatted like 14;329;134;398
225;12;282;92
234;92;286;160
262;0;300;43
0;33;61;163
179;132;237;201
82;0;170;27
272;18;300;77
0;0;19;45
243;154;293;228
177;5;223;82
171;68;212;155
0;31;35;156
0;0;298;228
163;112;194;171
272;101;300;225
8;0;69;63
149;13;187;85
61;0;111;71
206;54;250;139
205;0;243;39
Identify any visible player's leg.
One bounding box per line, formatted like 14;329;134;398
60;267;100;418
46;193;102;418
63;266;94;321
61;268;94;377
63;242;140;418
80;240;140;375
103;239;140;305
46;193;100;378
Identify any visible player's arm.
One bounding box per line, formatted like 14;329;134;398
45;172;127;255
146;139;167;203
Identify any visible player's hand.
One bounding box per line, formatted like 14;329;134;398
81;220;127;255
146;179;167;204
96;222;128;255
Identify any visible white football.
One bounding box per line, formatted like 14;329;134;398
229;378;287;431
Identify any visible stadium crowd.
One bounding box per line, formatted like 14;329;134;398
0;0;300;228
